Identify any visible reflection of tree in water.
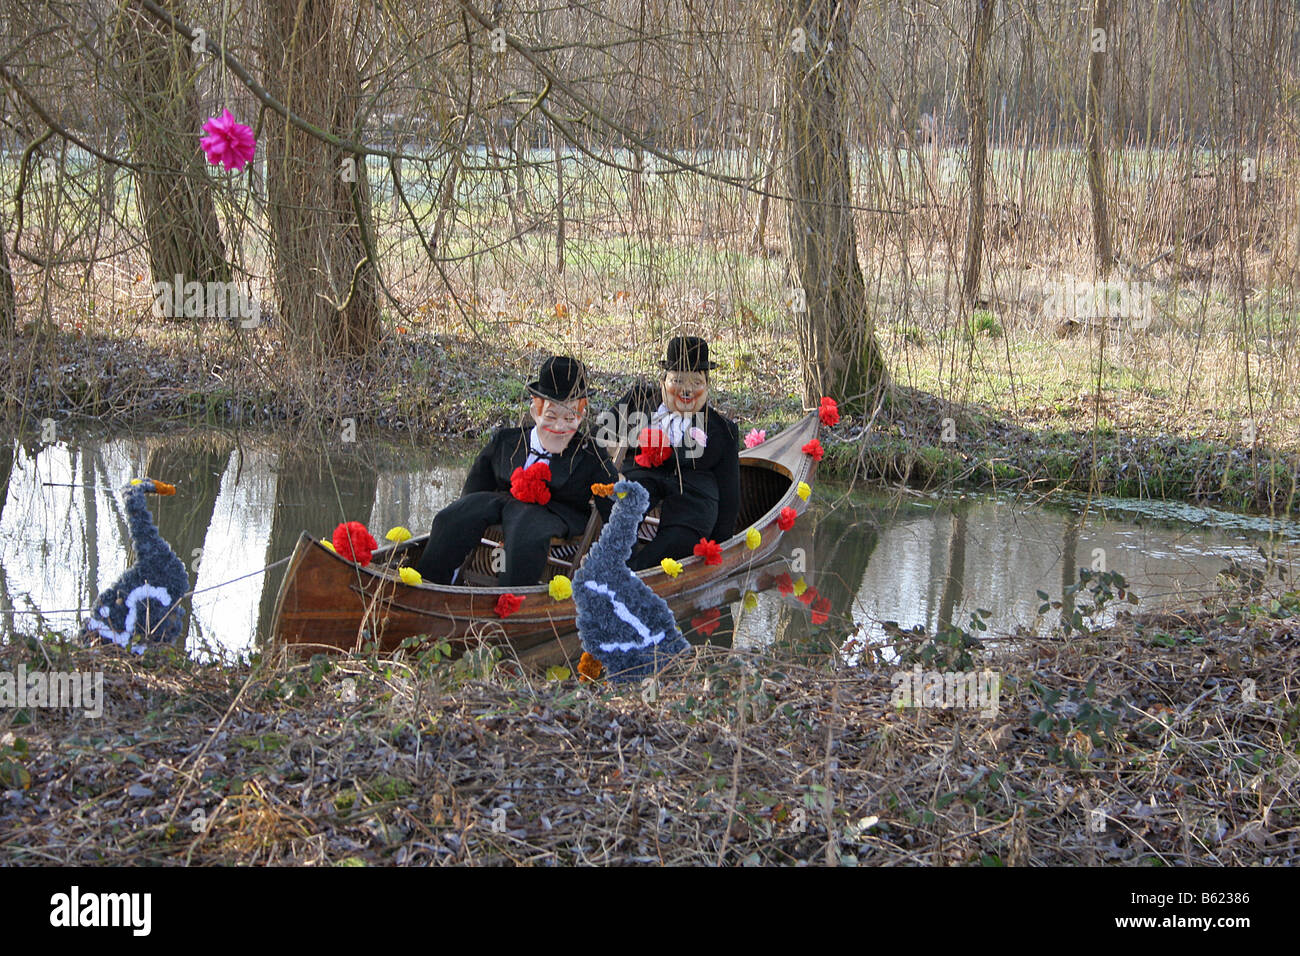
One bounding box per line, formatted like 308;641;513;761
808;499;881;641
255;447;380;647
144;433;235;652
1060;509;1081;627
0;440;14;638
936;504;969;632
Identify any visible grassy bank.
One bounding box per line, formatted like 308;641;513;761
3;581;1297;865
3;306;1297;518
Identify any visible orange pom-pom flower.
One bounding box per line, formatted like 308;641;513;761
578;652;604;682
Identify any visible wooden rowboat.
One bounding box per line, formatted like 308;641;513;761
270;412;821;659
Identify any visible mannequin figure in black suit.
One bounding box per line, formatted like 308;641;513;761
599;336;741;571
414;356;615;587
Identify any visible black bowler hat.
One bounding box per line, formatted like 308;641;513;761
658;335;717;371
526;355;589;401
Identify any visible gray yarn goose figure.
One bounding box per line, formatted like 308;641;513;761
84;478;189;653
572;479;689;682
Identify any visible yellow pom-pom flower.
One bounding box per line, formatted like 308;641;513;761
548;574;573;601
745;527;762;550
660;557;683;578
320;540;337;553
797;481;811;501
742;591;758;611
792;577;808;597
386;526;413;543
398;566;423;586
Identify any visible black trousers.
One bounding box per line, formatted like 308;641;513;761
629;524;702;571
413;492;569;587
624;472;715;571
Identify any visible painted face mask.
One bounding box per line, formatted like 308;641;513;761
662;372;708;414
532;398;585;445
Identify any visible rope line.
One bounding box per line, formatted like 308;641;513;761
0;556;292;616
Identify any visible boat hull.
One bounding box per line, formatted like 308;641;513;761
271;413;822;658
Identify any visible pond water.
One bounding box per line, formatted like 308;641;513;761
1;430;1297;661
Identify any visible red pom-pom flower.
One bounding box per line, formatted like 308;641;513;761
693;538;723;566
798;585;819;606
802;439;825;462
495;593;523;618
777;506;798;531
333;521;377;566
775;572;794;595
510;461;552;505
811;596;831;625
634;427;674;468
691;606;722;637
200;109;257;171
818;396;840;427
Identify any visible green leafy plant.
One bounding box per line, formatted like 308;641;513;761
966;309;1002;339
895;608;988;671
1027;678;1125;769
1038;568;1138;636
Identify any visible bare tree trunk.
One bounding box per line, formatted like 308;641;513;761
749;93;781;254
0;224;15;335
430;145;463;254
117;0;230;314
262;0;380;358
1085;0;1116;276
553;120;566;273
629;145;644;225
484;117;525;244
960;0;996;306
783;0;887;415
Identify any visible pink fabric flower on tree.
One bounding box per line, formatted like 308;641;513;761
744;429;766;448
201;109;257;171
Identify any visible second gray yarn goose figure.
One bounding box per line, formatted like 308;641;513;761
572;479;689;682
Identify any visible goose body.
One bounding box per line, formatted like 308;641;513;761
84;479;189;653
572;480;688;681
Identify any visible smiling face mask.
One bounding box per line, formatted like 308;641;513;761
531;397;587;452
662;371;708;414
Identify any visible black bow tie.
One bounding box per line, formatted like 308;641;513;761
530;445;553;459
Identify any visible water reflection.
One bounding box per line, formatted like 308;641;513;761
2;432;1296;661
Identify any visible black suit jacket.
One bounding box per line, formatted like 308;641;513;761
610;382;741;541
463;427;616;536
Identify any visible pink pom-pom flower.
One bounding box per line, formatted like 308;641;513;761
744;428;766;448
201;109;257;171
